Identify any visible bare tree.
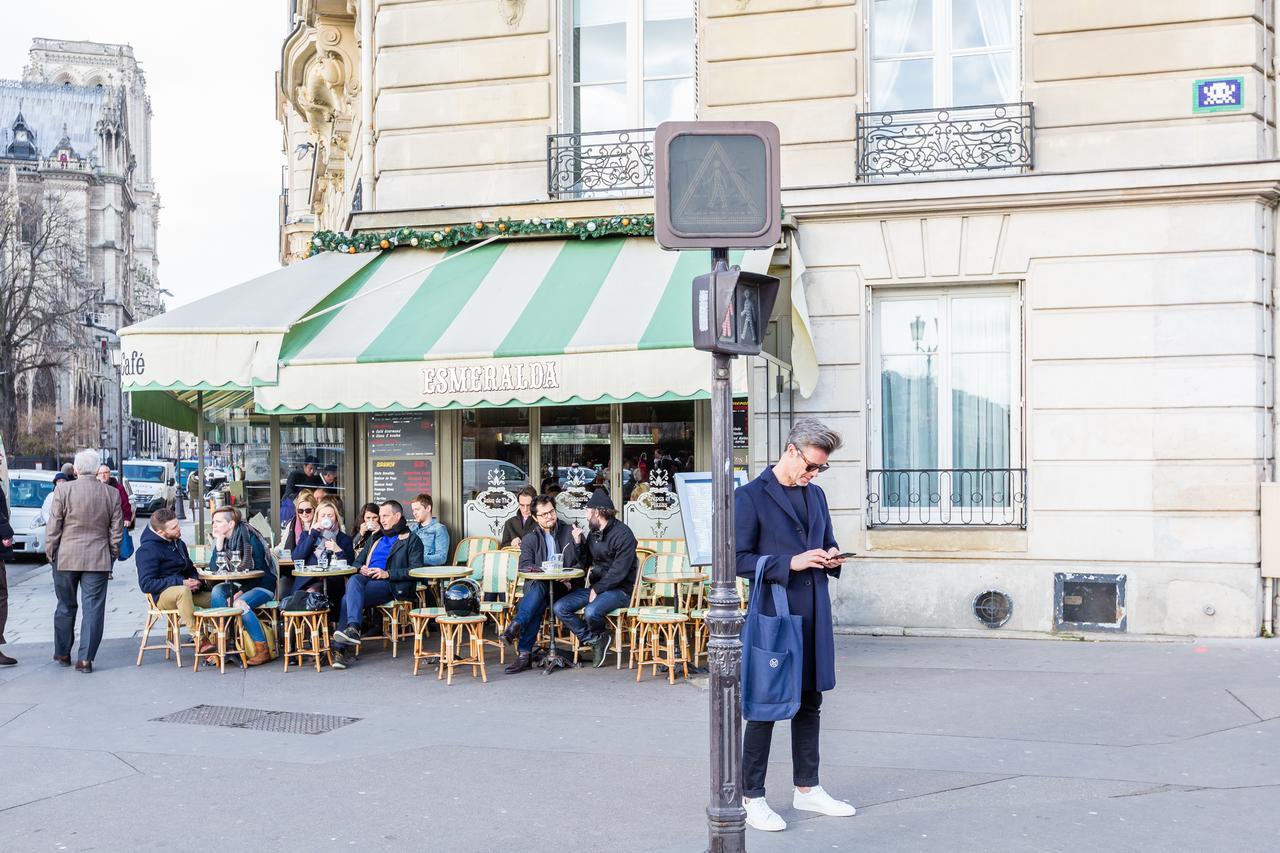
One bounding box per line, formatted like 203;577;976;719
0;171;99;456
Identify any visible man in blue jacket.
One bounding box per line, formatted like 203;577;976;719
734;419;857;833
134;508;211;649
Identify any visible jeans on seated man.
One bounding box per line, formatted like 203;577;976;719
331;500;425;669
552;489;638;668
501;494;581;674
133;507;214;654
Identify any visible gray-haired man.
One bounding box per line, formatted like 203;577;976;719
46;449;123;673
735;419;857;832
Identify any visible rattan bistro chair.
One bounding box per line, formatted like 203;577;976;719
192;607;247;674
137;594;195;667
453;536;500;571
636;538;687;556
472;550;519;664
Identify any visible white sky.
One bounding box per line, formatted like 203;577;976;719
0;1;286;309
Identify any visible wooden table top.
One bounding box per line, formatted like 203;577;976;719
409;566;473;580
292;565;357;577
196;569;265;581
518;568;586;581
642;572;708;584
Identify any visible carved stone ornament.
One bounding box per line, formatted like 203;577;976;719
296;49;346;136
707;644;741;678
497;0;526;28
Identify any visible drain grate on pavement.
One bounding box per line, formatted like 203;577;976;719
151;704;360;735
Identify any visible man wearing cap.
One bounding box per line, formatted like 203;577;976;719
285;456;323;500
553;489;637;668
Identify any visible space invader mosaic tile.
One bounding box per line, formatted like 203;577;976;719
1194;76;1244;113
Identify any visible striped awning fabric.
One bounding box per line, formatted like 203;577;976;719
254;237;772;413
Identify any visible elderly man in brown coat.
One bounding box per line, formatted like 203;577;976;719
46;449;123;673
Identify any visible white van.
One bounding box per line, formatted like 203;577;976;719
122;459;176;515
7;469;56;558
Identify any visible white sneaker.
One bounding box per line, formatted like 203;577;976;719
743;796;787;832
793;786;857;817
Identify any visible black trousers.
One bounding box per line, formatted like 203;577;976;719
0;561;8;645
52;569;110;662
742;689;822;798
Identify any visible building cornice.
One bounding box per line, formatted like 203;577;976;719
781;161;1280;219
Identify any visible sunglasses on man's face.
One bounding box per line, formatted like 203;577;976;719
795;447;830;474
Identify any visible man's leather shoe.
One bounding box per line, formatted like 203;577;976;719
74;660;93;673
54;655;71;667
500;620;521;646
0;651;16;666
504;652;533;674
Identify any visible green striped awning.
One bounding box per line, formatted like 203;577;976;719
254;238;772;413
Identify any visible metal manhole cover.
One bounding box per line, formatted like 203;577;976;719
151;704;360;735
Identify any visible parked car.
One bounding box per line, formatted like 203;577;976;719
462;459;529;499
6;469;56;559
122;459;176;515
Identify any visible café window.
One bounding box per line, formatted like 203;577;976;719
461;408;532;500
568;0;695;132
367;412;436;513
870;0;1018;111
869;286;1024;526
539;404;612;495
620;401;694;503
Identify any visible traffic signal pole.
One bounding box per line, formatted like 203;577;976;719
705;247;747;853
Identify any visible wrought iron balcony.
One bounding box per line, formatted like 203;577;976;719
866;468;1028;528
856;102;1034;181
547;128;655;199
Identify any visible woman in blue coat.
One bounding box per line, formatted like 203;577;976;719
734;419;857;833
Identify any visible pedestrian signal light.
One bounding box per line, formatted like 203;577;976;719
691;266;780;356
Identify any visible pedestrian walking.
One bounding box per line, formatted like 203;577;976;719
0;481;15;666
45;449;124;673
734;419;857;832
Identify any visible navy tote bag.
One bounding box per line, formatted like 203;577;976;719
740;556;804;721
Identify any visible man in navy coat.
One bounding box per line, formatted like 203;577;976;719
735;418;857;833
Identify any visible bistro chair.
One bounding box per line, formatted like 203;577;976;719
282;608;332;672
436;614;488;685
192;607;247;674
136;594;195;667
452;536;500;570
409;607;443;676
689;577;748;667
637;538;687;556
358;600;413;659
634;611;690;684
472;550;518;664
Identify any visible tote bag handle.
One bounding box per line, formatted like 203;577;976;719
751;555;792;619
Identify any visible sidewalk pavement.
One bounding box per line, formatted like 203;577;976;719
2;536;1279;851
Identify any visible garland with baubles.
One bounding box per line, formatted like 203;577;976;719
306;214;656;256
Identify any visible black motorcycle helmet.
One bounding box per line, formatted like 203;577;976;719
443;578;481;617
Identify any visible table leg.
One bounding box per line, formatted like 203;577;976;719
543;581;571;674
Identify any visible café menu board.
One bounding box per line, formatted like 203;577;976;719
732;400;749;450
675;470;750;567
369;414;437;459
371;458;434;507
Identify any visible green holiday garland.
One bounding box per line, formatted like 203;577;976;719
306;214;656;256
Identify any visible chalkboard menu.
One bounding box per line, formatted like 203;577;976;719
369;414;437;459
371;458;434;507
732;400;749;449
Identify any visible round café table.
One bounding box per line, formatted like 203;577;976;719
641;569;707;676
409;566;473;613
291;565;357;579
517;568;585;674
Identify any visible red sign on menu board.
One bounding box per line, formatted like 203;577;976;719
371;458;434;507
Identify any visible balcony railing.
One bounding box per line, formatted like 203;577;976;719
856;102;1034;181
866;468;1028;528
547;127;655;199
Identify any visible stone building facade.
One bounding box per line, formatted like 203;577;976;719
1;38;168;460
275;0;1279;638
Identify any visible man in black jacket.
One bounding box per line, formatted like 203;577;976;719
0;484;15;666
332;500;424;669
135;508;212;648
554;489;637;668
501;494;581;674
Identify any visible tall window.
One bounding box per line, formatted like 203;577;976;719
571;0;695;132
871;287;1020;521
871;0;1017;111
